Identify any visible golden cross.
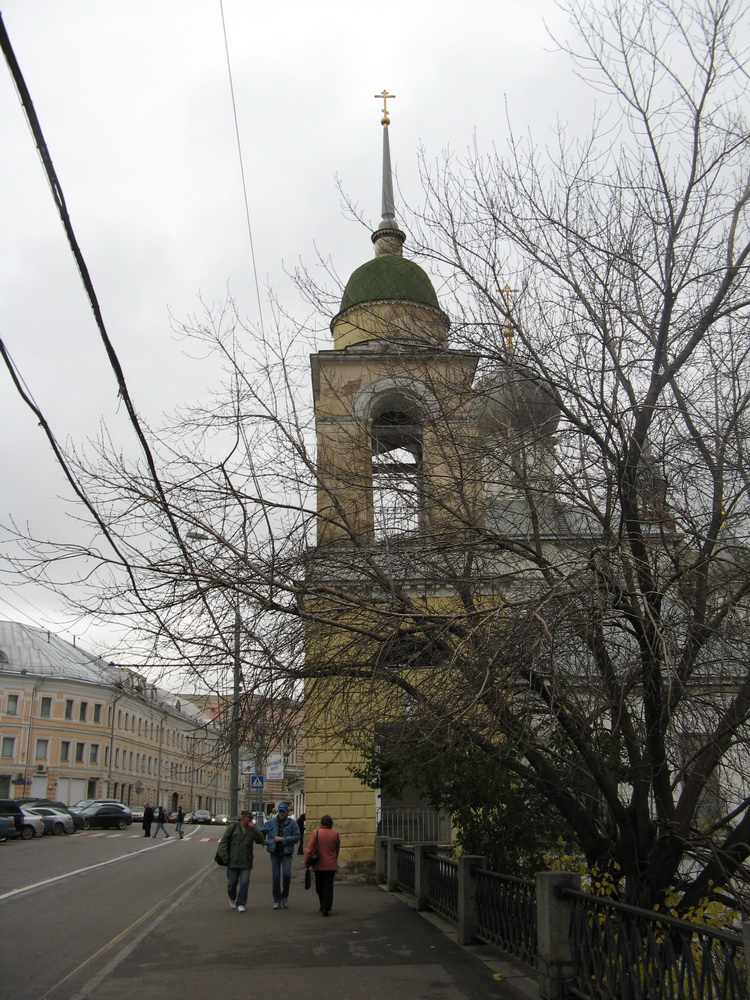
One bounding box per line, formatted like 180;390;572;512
500;283;519;350
374;89;396;126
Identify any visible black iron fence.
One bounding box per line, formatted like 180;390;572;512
424;851;459;922
395;843;416;893
376;839;750;1000
563;885;746;1000
475;868;537;966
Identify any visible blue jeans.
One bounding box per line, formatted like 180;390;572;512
227;867;251;907
175;821;184;838
270;852;292;902
153;822;169;838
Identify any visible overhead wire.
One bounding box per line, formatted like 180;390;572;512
219;0;265;336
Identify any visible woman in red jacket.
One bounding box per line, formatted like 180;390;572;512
304;814;340;916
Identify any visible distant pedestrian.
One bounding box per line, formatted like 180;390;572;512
217;810;265;912
297;812;306;854
304;814;340;916
175;805;185;839
142;804;154;838
152;805;169;838
260;802;300;909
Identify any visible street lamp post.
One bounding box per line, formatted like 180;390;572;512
186;532;241;819
229;604;240;818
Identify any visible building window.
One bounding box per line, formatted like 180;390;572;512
75;742;85;763
129;751;133;769
115;748;120;767
35;738;49;759
93;704;102;724
6;694;18;715
39;696;52;718
118;710;122;727
107;706;112;726
104;746;109;766
65;699;74;720
89;745;99;764
60;741;70;762
1;737;15;759
79;702;88;722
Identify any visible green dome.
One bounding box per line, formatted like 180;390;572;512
339;254;441;312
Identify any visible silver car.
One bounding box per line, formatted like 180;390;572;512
18;807;45;839
25;806;76;835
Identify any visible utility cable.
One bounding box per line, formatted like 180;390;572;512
0;14;199;577
219;0;265;336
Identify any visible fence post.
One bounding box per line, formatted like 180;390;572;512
374;836;387;884
386;838;402;891
457;855;486;946
414;843;437;911
536;871;581;1000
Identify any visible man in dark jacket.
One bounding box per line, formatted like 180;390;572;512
217;810;265;912
142;804;153;838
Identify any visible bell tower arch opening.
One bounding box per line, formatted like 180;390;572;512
371;398;424;540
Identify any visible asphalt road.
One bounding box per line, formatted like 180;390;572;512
0;824;220;1000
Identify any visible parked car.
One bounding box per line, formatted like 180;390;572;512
78;803;133;830
213;813;230;825
0;798;30;838
130;805;145;823
191;809;214;824
0;815;20;841
17;798;85;830
18;808;45;839
24;806;76;835
72;798;122;811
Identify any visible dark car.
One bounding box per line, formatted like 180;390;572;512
191;809;214;824
0;815;20;841
79;803;133;830
0;798;28;838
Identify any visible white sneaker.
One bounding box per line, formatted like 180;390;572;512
229;900;236;908
281;898;288;908
237;905;245;912
273;902;280;909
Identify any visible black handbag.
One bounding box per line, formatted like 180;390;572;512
304;865;312;890
308;830;320;866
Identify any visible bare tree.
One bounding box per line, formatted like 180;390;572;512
4;0;750;910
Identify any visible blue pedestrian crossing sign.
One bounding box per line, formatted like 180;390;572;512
249;774;265;789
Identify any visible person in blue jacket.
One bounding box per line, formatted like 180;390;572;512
260;803;300;908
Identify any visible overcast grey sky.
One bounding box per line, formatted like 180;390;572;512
1;0;591;654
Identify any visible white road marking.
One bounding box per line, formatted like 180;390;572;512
0;839;178;902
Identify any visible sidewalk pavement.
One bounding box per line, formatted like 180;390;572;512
88;857;540;1000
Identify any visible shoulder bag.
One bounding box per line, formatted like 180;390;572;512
214;824;234;866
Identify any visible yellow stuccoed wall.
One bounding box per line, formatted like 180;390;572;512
303;691;378;878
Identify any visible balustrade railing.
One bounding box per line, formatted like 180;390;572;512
395;844;416;892
424;852;459;922
563;886;746;1000
474;869;537;966
376;840;748;999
